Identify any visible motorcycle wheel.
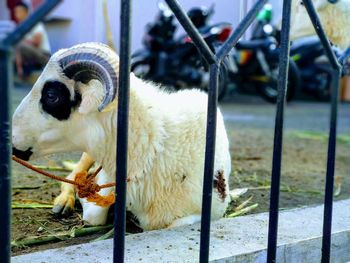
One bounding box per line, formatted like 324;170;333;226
258;60;301;103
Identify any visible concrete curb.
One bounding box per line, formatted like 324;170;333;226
12;199;350;263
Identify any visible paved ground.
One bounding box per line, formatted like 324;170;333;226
12;199;350;262
221;94;350;134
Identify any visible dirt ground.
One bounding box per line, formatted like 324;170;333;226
10;87;350;256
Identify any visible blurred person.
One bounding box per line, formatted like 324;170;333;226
14;2;51;79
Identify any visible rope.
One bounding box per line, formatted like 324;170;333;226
12;155;81;186
12;155;121;207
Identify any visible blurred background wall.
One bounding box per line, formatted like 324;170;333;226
2;0;283;53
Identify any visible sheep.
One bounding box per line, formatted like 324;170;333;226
12;42;231;229
290;0;350;49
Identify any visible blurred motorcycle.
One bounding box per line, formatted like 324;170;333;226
290;36;348;101
131;2;232;101
250;4;346;101
226;37;301;103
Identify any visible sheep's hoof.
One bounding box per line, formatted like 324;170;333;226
52;193;75;216
82;205;109;226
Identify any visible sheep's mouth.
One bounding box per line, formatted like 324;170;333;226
12;147;33;161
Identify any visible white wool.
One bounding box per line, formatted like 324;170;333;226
291;0;350;49
83;76;232;229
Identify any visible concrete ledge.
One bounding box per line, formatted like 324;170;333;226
13;199;350;263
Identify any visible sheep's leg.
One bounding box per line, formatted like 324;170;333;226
167;215;202;228
80;198;111;226
52;152;95;216
80;169;114;226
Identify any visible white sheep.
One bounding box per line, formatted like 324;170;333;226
12;42;231;229
290;0;350;49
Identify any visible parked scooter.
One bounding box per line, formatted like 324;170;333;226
131;2;232;101
226;37;301;103
251;3;345;101
290;36;347;101
210;3;299;103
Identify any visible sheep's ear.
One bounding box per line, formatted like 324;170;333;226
76;80;105;114
77;80;118;114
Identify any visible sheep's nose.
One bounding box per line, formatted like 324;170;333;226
12;147;33;161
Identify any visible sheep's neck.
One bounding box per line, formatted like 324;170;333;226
83;78;161;183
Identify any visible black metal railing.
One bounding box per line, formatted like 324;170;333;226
114;0;132;262
0;0;348;262
301;1;342;262
266;0;292;261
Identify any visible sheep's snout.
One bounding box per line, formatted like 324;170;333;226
12;146;33;161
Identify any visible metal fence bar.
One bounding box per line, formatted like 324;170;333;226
199;2;268;262
0;1;61;261
165;1;269;262
114;0;132;262
164;0;216;65
199;63;219;262
0;47;12;263
321;70;340;263
266;0;292;262
216;0;268;61
162;2;218;260
301;1;341;262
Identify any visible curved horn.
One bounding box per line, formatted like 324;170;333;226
57;43;119;112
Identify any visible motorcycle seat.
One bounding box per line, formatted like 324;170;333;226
236;37;276;50
290;36;322;54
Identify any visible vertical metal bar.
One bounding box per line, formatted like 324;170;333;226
300;1;342;261
199;63;219;263
165;1;269;261
0;46;12;263
321;69;340;263
114;0;131;262
266;0;292;262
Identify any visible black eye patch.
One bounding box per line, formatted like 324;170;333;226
40;81;81;120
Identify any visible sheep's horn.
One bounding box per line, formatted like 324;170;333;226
58;43;119;112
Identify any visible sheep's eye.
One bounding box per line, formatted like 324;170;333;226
45;90;60;104
40;80;77;121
